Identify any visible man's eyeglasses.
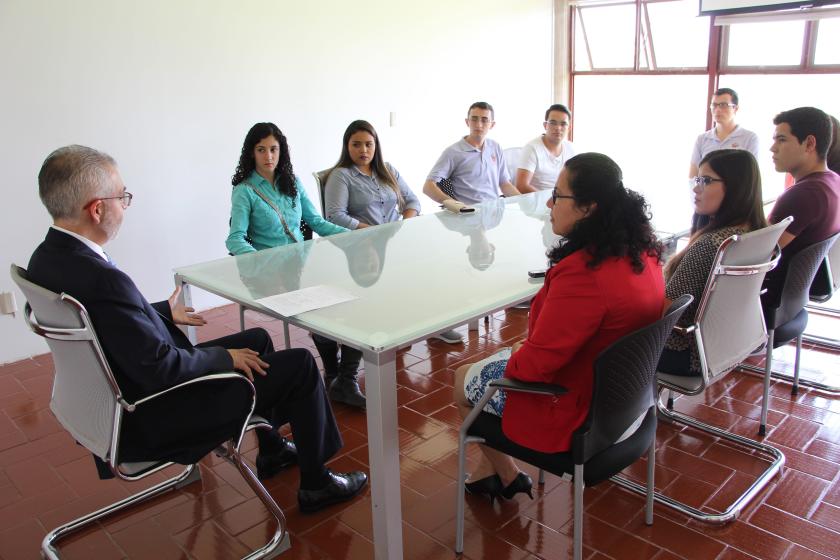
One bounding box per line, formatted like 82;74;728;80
84;192;133;209
551;191;576;204
468;116;492;124
689;176;723;189
544;120;570;128
709;102;736;110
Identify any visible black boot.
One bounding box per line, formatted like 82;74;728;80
329;344;365;409
311;334;339;388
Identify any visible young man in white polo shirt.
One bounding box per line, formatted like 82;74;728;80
689;87;760;178
515;104;577;193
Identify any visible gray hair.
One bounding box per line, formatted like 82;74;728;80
38;145;117;220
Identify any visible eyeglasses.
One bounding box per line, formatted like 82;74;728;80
468;116;492;124
689;176;723;189
551;191;576;204
84;192;133;209
544;120;570;128
709;102;736;110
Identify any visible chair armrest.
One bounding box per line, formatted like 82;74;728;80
460;379;568;440
489;378;568;396
132;372;254;408
672;324;696;335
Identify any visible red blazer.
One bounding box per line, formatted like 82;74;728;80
502;250;664;453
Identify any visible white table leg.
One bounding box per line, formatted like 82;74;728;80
283;321;291;349
363;348;403;560
174;274;197;344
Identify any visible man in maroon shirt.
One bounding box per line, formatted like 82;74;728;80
766;107;840;305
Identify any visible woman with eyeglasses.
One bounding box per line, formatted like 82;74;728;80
226;122;347;256
659;149;767;376
452;153;665;503
311;120;421;410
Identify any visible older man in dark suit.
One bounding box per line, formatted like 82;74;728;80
28;145;366;513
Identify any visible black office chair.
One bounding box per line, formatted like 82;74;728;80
455;295;692;560
801;229;840;355
759;232;840;395
437;177;457;199
808;233;840;303
10;264;290;560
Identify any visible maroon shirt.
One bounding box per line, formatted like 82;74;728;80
766;170;840;303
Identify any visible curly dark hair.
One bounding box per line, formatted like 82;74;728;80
547;153;662;272
231;122;297;202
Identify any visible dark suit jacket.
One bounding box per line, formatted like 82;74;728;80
28;228;252;466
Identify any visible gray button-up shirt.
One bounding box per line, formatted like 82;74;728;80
426;138;510;204
325;164;421;229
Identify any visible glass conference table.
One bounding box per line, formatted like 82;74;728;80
173;190;688;559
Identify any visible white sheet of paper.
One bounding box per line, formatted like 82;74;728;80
256;285;358;317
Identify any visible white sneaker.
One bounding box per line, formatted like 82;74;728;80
433;329;464;344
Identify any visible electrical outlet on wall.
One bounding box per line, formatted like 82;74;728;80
0;292;18;317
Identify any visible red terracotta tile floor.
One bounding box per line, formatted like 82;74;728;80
1;303;840;559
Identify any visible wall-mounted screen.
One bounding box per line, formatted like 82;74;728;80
700;0;840;16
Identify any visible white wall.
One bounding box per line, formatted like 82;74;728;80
0;0;555;364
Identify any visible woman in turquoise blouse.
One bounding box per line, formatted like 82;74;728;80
226;122;347;255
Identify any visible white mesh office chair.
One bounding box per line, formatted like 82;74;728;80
11;264;290;560
312;168;332;217
612;218;792;524
503;146;523;183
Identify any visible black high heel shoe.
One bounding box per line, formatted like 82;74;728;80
464;474;503;504
501;472;533;500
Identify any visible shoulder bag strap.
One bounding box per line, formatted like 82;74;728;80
243;181;298;243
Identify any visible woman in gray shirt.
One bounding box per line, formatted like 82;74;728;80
315;120;420;409
324;120;421;229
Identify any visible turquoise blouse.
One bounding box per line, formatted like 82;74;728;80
226;171;348;255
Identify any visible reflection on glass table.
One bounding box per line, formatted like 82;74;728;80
174;192;559;560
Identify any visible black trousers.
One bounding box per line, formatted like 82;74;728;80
311;333;363;382
656;347;693;376
199;328;344;480
105;328;342;483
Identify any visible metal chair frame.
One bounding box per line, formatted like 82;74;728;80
740;232;840;395
455;295;692;560
613;226;790;525
12;265;289;559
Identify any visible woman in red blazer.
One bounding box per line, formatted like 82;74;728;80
454;153;665;501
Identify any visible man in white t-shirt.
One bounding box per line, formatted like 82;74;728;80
688;87;760;178
515;104;577;193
